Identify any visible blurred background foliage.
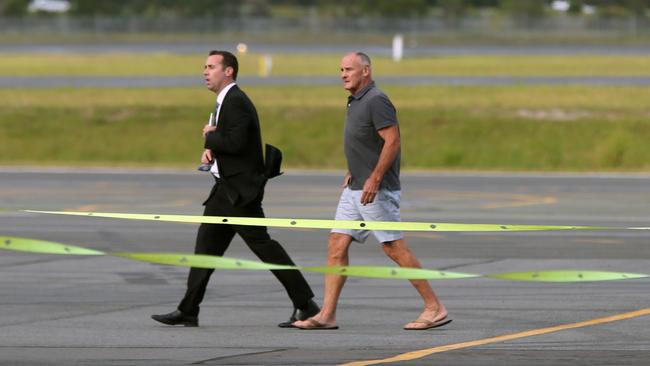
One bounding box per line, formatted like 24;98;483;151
1;0;649;20
3;0;650;45
2;0;650;170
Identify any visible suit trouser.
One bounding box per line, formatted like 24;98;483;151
178;181;314;316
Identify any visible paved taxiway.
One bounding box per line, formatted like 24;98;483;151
1;169;649;365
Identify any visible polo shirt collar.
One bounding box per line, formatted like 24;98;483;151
349;81;375;101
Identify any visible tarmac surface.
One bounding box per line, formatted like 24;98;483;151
5;75;650;88
3;43;650;55
1;169;649;365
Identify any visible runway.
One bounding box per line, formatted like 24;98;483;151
3;43;650;55
5;75;650;88
1;169;649;365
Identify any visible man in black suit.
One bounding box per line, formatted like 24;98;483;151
152;50;318;328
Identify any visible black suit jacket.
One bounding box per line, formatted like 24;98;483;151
204;85;267;206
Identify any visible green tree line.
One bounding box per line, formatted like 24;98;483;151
1;0;649;19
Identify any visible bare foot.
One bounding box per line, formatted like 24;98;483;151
293;312;337;329
404;305;450;330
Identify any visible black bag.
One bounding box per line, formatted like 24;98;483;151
264;144;283;179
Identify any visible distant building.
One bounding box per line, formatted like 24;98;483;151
551;1;570;12
28;0;70;13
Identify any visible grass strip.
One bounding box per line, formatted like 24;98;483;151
2;85;650;170
2;54;650;77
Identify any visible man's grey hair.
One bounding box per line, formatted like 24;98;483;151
356;52;371;67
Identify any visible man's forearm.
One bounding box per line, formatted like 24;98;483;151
371;128;401;182
370;140;399;182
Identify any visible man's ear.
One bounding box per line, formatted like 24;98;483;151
362;65;370;77
224;66;234;78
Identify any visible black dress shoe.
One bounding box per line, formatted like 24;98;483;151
151;310;198;327
278;299;320;328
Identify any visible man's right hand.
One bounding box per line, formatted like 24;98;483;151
201;149;213;164
203;124;217;137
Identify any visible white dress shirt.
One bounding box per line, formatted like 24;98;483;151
210;82;237;178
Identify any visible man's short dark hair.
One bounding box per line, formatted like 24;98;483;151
209;50;239;81
356;52;371;67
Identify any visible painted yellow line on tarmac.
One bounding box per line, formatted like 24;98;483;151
340;307;650;366
425;190;556;209
64;204;109;212
481;194;557;209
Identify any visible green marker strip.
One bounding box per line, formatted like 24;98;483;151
487;270;648;282
114;252;295;271
1;236;105;255
25;210;608;232
301;265;477;280
115;253;476;279
2;236;647;282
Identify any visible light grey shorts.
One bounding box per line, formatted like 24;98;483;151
331;187;403;243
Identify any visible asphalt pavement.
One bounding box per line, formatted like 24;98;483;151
1;169;649;365
5;75;650;88
3;43;650;55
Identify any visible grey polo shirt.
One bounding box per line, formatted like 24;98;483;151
344;81;401;191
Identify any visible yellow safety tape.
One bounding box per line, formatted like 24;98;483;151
25;210;609;232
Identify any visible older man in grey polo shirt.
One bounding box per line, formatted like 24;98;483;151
293;52;450;330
